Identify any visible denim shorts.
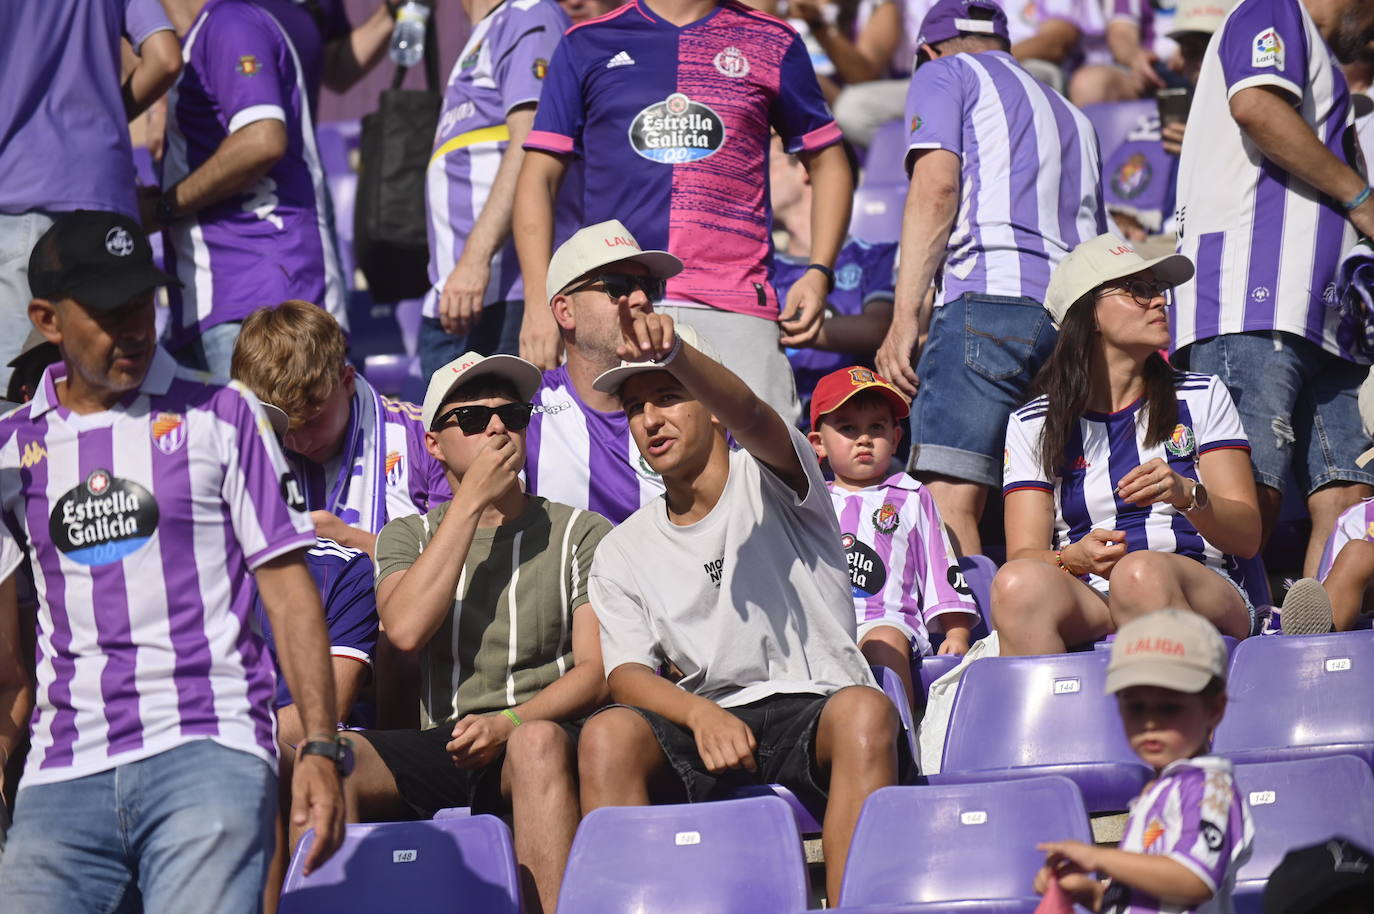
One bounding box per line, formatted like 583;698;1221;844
418;301;523;381
1178;331;1374;494
908;293;1058;486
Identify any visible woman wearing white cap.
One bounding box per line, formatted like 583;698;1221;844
992;234;1261;656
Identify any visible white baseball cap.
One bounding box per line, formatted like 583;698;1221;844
592;323;720;396
1168;0;1236;37
1106;609;1228;695
545;219;684;302
421;351;543;430
1043;234;1194;327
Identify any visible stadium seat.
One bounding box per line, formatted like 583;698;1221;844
556;795;809;914
872;663;918;759
931;651;1153;812
915;653;960;696
925;554;994;653
1214;630;1374;767
279;814;520;913
1080;99;1156;160
432;806;471;819
849;185;905;245
833;776;1092;912
1230;755;1374;914
862;119;910;187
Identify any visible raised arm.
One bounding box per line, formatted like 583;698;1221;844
322;3;393;93
123;30;182;120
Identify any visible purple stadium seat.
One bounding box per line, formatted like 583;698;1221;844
849;185;905;245
1230;755;1374;914
931;651;1153;813
915;653;960;697
1080;99;1157;160
1214;630;1374;767
363;353;423;401
723;783;824;835
872;663;919;759
432;806;471;819
863;119;911;187
279;814;520;913
832;776;1092;911
556;795;809;914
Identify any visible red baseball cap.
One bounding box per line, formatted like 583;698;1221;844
809;366;911;430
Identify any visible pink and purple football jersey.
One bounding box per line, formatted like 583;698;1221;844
526;0;841;320
162;0;345;350
1102;756;1253;914
0;349;316;787
904;50;1106;307
827;473;977;656
1172;0;1360;358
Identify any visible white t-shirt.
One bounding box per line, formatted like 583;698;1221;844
1003;372;1250;594
589;426;876;708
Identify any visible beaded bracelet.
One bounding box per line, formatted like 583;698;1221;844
1054;550;1075;575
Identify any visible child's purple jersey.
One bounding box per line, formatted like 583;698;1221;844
163;0;345;349
1103;756;1253;914
526;0;841;320
0;349;315;786
827;473;977;656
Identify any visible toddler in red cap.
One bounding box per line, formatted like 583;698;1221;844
807;366;979;711
1035;609;1254;914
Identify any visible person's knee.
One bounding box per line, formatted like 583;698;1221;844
505;720;575;784
1068;65;1133;106
991;559;1055;628
1108;550;1169;601
1309;483;1372;523
825;687;899;754
578;710;651;781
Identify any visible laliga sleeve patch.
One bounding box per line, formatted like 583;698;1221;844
1252;28;1284;69
49;470;159;566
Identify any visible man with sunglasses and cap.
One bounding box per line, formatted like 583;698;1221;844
343;352;611;914
875;0;1105;557
0;210;345;910
525;220;680;524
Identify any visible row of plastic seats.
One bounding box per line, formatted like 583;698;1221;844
279;753;1374;913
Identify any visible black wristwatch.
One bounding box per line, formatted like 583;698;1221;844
299;735;355;777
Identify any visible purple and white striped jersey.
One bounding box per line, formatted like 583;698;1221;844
827;473;977;656
1172;0;1359;358
0;522;19;582
0;349;315;787
525;366;664;525
1316;496;1374;581
1102;756;1253;914
903;50;1106;308
1003;373;1250;594
423;0;570;318
162;0;345;351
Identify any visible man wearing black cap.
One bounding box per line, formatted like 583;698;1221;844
0;211;345;909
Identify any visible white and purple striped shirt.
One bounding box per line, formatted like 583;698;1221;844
0;522;19;582
525;366;664;525
1171;0;1359;358
903;50;1106;308
1004;373;1250;594
0;349;315;787
1317;496;1374;580
1102;756;1253;914
827;474;977;656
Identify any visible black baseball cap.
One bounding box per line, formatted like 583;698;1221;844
1264;838;1374;914
28;210;180;311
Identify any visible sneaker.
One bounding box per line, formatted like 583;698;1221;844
1280;577;1335;636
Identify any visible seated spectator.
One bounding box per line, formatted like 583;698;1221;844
992;235;1261;656
527;220;679;523
808;366;978;711
341;353;611;914
1012;0;1167;105
231;301;450;556
787;0;906;146
1035;609;1253;911
770;137;897;419
578;314;910;905
1264;838;1374;914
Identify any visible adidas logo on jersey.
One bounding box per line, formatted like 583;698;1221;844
606;51;635;69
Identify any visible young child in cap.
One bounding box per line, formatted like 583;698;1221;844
807;366;979;712
1035;609;1253;914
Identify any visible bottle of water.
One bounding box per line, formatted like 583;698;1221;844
388;1;430;68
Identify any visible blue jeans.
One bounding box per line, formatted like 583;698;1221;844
0;740;276;913
908;293;1058;486
418;300;523;381
170;320;243;378
1179;331;1374;494
0;211;56;394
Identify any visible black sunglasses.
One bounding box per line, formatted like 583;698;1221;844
432;402;534;434
567;272;666;303
1098;279;1173;306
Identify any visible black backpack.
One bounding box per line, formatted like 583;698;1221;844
353;13;440;303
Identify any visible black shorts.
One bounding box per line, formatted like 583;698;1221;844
608;691;914;810
358;720;582;820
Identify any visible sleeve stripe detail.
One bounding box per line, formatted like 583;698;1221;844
1004;482;1054;495
525;130;575;154
1227;74;1302;101
245;531;317;572
798;122;843;151
1164;850;1221;894
227;104;287;134
331;646;373;666
1198;441;1250;454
